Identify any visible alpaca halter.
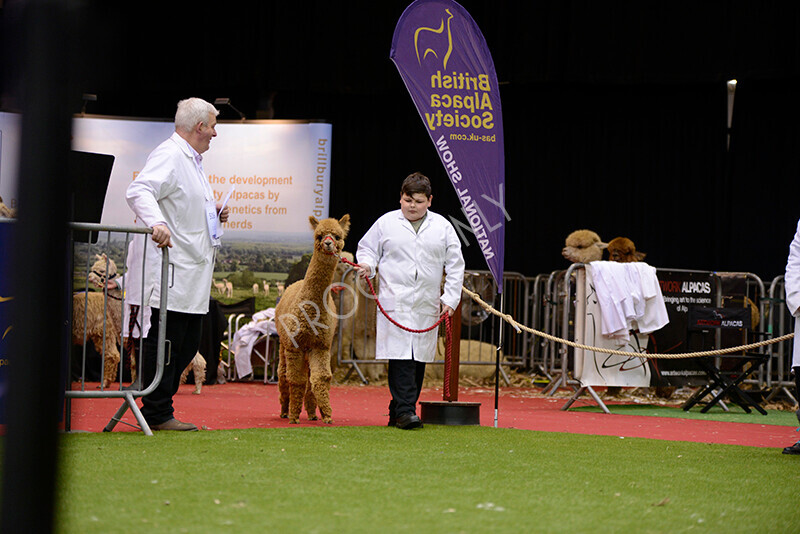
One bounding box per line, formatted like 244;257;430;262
92;270;117;281
321;235;340;256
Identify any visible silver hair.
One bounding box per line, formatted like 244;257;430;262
174;98;219;132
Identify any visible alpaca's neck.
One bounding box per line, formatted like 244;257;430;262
106;287;123;300
300;252;337;297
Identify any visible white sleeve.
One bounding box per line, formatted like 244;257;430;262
355;218;383;278
440;221;465;311
785;219;800;316
125;146;175;228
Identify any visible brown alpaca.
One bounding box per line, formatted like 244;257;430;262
275;214;350;424
72;254;123;388
607;236;646;263
562;229;607;263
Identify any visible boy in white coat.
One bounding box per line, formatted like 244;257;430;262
356;172;465;429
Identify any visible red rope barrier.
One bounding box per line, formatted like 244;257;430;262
337;255;454;398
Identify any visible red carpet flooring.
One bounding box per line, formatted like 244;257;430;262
64;382;796;449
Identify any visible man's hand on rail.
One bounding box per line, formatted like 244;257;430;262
151;224;173;248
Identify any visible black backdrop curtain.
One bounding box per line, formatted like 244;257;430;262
3;0;800;279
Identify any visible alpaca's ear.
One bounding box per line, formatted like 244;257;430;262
635;251;646;261
597;242;608;250
339;214;350;237
308;216;319;230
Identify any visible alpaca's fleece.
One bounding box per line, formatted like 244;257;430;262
275;214;350;424
179;352;207;394
72;254;123;388
607;236;646;263
562;229;607;263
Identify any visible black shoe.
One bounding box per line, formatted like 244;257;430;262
783;441;800;455
396;413;422;430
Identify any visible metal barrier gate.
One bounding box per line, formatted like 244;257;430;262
65;223;170;436
538;264;781;401
766;275;797;404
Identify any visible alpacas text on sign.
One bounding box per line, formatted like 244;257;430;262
275;214;350;424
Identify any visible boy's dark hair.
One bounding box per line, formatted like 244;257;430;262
400;172;432;198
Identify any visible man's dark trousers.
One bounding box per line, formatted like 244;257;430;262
140;308;202;425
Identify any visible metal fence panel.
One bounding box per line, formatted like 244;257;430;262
65;223;169;435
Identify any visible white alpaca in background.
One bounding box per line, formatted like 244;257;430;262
223;278;233;298
213;279;226;295
263;280;270;295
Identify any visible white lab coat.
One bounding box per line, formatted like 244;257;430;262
118;235;156;338
784;218;800;368
356;209;465;362
125;132;216;315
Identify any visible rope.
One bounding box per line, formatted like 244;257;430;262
338;255;445;334
337;254;455;396
336;253;793;360
460;286;795;360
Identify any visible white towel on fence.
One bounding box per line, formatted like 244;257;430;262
232;308;278;378
588;261;669;342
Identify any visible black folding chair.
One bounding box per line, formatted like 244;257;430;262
681;306;769;415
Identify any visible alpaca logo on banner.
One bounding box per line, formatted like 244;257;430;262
414;9;453;68
391;0;506;292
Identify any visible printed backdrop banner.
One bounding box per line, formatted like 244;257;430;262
71;117;332;242
391;0;505;291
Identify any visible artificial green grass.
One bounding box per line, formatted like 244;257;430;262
54;426;799;534
572;404;799;426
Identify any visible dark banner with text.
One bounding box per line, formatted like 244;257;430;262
391;0;506;290
648;270;718;387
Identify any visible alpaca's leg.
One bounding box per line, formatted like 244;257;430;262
277;346;289;418
102;337;120;388
179;364;190;385
308;351;333;424
285;354;308;424
304;370;318;420
192;357;205;394
125;338;138;382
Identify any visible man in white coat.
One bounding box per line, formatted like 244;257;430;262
782;218;800;454
125;97;229;431
356;172;465;429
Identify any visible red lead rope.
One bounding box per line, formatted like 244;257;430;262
337;255;454;399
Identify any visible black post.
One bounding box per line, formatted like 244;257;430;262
1;1;77;532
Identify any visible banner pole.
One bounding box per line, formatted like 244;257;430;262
494;289;504;428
